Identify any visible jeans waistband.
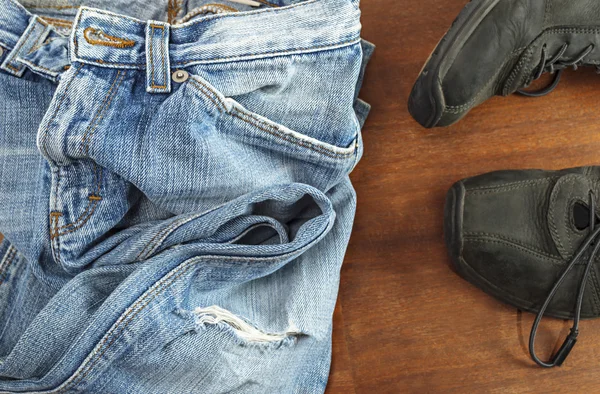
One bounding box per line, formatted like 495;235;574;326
0;0;362;90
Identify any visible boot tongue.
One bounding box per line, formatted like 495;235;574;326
547;174;598;259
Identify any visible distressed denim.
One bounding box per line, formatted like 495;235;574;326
0;0;372;392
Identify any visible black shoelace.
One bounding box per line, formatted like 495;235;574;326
517;43;598;97
530;191;600;367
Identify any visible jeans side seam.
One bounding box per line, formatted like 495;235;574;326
53;260;197;393
0;246;16;287
135;210;214;261
51;250;305;393
134;218;189;261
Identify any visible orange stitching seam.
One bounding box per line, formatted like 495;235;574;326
50;212;62;242
149;24;167;89
50;70;124;245
186;77;353;159
83;27;135;49
54;199;101;238
168;0;183;24
50;214;59;261
54;195;102;234
42;17;73;28
5;64;20;72
42;65;84;260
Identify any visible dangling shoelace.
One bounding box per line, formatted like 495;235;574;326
517;43;598;97
530;191;600;367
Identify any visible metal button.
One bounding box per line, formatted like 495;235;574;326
0;47;4;57
172;70;189;83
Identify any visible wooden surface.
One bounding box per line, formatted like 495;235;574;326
326;0;600;393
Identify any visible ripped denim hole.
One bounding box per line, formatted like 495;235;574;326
193;305;301;343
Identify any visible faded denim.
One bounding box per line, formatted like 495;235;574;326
0;0;372;392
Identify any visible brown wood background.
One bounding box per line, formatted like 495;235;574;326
326;0;600;392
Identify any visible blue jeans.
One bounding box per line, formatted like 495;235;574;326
0;0;372;392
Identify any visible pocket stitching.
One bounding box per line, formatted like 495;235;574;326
186;75;357;159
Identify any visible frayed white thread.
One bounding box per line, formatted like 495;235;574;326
228;0;262;6
194;305;300;343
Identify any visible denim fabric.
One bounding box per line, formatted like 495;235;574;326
0;0;372;392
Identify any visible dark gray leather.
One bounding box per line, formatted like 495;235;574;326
449;166;600;318
412;0;600;127
442;0;545;107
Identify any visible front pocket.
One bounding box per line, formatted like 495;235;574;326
180;41;364;162
185;73;360;161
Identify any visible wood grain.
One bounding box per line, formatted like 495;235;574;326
327;0;600;392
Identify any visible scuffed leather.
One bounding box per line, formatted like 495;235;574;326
439;0;600;121
457;166;600;318
442;0;546;108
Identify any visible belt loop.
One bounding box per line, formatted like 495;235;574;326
1;15;51;77
145;20;171;94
